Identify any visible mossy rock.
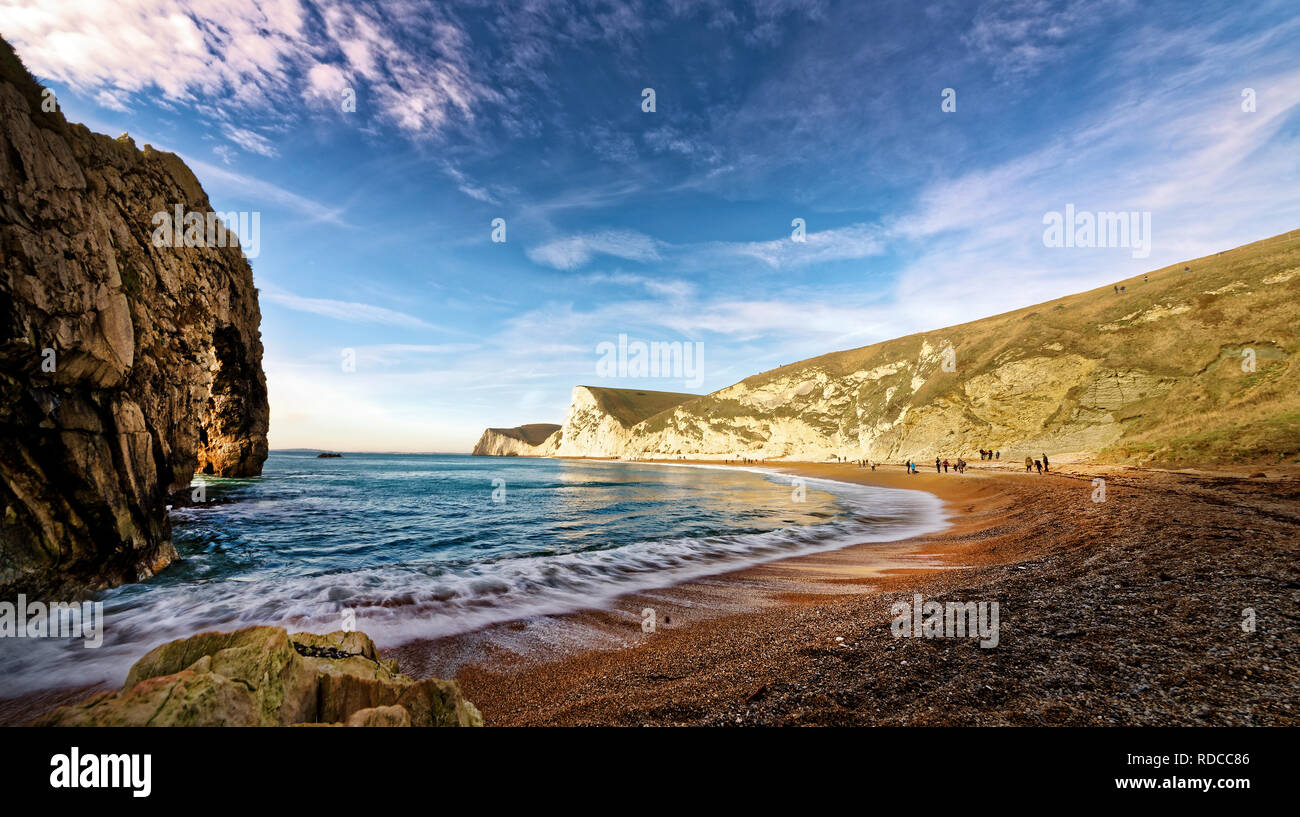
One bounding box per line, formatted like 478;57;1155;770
35;626;481;727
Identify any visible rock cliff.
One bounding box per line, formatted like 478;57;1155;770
541;386;697;456
0;38;269;595
471;423;560;456
480;231;1299;467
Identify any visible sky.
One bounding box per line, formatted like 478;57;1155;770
3;0;1299;452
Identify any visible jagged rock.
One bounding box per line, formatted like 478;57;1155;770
33;626;483;727
0;37;268;595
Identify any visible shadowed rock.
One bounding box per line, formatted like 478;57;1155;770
0;36;269;595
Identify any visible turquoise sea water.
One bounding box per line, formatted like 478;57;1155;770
0;453;944;695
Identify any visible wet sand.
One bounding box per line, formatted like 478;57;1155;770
445;460;1300;725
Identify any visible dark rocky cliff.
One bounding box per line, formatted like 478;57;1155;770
0;38;269;595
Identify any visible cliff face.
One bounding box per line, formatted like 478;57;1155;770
471;423;561;456
540;386;696;456
480;231;1298;466
0;40;269;595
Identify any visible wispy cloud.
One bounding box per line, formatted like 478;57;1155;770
527;230;663;270
581;271;696;299
261;288;443;331
183;157;348;225
221;124;278;158
705;222;887;269
2;0;496;138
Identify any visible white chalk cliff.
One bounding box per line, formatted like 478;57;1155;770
477;232;1299;466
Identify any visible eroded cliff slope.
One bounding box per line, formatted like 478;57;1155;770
0;39;269;594
482;231;1298;467
540;386;698;456
472;423;561;456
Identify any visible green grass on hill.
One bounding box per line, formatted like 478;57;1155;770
580;386;700;428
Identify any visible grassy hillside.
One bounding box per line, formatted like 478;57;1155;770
635;229;1299;466
581;386;700;428
487;423;561;446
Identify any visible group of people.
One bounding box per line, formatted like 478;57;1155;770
894;450;1051;476
933;457;967;473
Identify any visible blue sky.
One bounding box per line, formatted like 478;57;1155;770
4;0;1299;451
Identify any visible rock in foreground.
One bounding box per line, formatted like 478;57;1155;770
34;626;482;727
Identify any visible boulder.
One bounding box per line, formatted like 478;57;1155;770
34;626;482;727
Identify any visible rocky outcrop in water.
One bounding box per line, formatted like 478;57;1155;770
0;38;269;595
34;626;482;726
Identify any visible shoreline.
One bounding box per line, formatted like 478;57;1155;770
4;459;1296;726
445;459;1298;725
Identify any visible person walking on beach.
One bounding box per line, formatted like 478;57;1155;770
1025;455;1033;472
935;457;941;473
943;458;949;473
995;451;999;460
1041;453;1050;473
1034;459;1043;474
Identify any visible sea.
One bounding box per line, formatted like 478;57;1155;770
0;452;946;696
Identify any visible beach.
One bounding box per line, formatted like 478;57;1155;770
4;458;1295;727
446;460;1299;726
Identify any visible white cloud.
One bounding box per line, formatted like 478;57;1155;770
707;222;886;268
443;164;497;204
581;272;695;299
221;123;278;157
527;230;663;270
93;88;131;111
1;0;496;137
